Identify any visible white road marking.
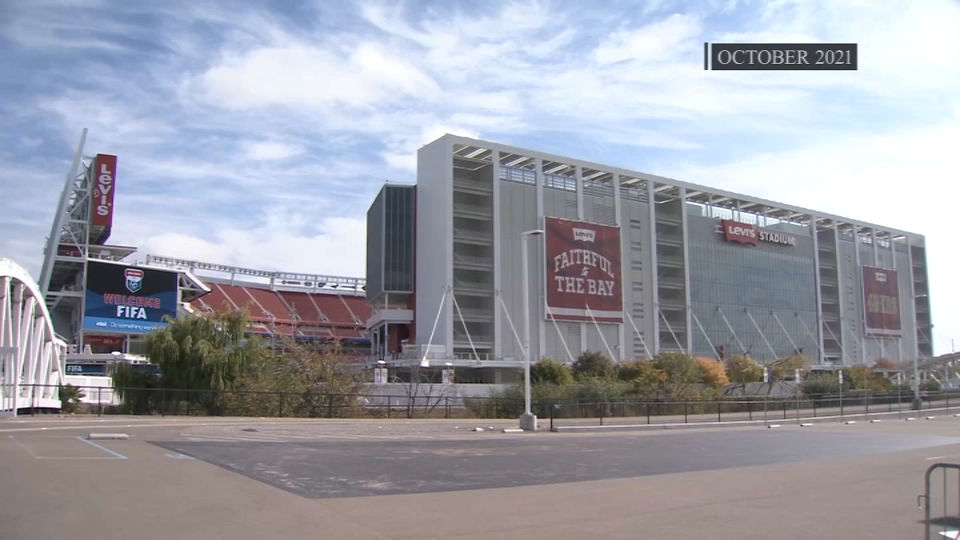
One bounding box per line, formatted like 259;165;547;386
74;436;127;460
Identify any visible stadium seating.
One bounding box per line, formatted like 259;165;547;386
240;286;297;324
277;291;327;322
317;293;361;325
188;281;370;345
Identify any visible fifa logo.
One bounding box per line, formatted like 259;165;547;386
572;228;596;242
124;268;144;293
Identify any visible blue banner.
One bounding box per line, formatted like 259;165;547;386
83;261;179;335
65;363;160;376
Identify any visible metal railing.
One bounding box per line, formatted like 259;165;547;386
454;333;493;343
919;463;960;540
453;253;493;266
452;228;492;241
547;390;960;431
35;385;960;427
453;178;492;192
453;203;491;215
453;278;492;291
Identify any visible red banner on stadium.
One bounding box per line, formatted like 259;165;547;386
90;154;118;228
544;217;623;323
862;265;901;337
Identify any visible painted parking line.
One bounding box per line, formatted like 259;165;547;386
75;436;128;460
7;435;126;460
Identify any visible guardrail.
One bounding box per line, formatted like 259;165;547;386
546;391;960;431
20;385;960;428
919;463;960;540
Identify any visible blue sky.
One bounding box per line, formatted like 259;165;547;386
1;0;959;353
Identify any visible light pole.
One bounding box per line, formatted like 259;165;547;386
520;229;544;431
912;293;928;410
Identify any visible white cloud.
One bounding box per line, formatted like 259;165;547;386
139;214;366;277
3;0;960;350
594;14;703;66
190;43;440;110
382;124;481;172
244;141;304;161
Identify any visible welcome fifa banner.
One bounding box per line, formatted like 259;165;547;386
83;260;179;334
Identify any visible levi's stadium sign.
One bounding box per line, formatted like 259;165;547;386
719;219;796;247
544;217;623;323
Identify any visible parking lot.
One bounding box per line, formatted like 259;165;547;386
2;415;960;539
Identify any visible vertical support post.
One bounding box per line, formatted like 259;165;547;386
612;172;626;361
40;128;88;296
520;230;543;431
491;149;502;358
834;223;849;365
534;158;546;365
576;166;587;354
810;215;826;364
647;180;660;355
522;238;532;418
678;187;693;354
852;224;865;366
906;240;922;409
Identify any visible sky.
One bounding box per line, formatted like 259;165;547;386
1;0;958;354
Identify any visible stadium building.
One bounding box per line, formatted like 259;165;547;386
365;135;933;384
29;130;371;406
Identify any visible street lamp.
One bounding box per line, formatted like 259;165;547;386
520;229;544;431
912;293;928;410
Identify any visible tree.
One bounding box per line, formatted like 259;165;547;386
226;339;366;417
800;372;840;396
396;363;453;418
843;365;891;392
572;351;616;380
122;309;266;414
768;354;810;381
726;354;763;383
873;358;900;370
653;352;699;398
111;363;162;414
617;360;666;397
531;358;574;386
696;357;730;388
58;384;85;414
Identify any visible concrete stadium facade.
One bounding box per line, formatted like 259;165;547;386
366;135;932;384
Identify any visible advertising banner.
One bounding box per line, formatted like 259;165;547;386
544;217;623;323
719;219;798;247
83;261;178;334
89;154;118;228
861;265;902;337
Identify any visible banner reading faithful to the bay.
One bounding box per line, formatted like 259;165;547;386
544;217;623;323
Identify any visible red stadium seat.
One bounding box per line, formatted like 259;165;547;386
189;281;369;346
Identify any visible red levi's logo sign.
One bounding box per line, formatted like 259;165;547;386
721;219;758;246
544;217;623;323
90;154;118;228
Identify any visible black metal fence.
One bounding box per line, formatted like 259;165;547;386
546;390;958;430
27;384;960;423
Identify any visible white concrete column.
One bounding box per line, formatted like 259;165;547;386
535;157;546;361
491;150;502;357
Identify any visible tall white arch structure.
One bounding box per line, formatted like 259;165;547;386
1;258;65;414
